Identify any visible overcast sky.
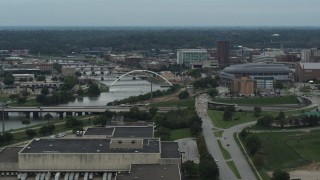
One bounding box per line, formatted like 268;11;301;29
0;0;319;26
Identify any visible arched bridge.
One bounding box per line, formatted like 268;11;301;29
109;70;173;86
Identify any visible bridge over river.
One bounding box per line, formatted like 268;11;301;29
1;106;181;119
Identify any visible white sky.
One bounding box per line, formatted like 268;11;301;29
0;0;319;26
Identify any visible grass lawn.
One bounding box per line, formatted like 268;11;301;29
226;161;241;179
0;94;11;102
170;128;191;140
213;130;223;137
208;110;261;129
10;98;41;106
151;99;195;108
214;95;299;105
217;139;231;160
255;130;320;170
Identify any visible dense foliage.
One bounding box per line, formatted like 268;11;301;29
199;153;219;180
192;78;218;89
1;28;320;54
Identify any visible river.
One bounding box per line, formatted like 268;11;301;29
0;77;168;131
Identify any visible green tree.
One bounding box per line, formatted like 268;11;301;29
65;116;82;128
207;88;219;98
254;106;261;117
256;115;274;128
21;119;31;130
199;153;219;180
272;169;290;180
274;81;284;89
36;75;46;81
253;153;265;170
41;87;49;95
3;74;15;86
183;160;198;177
223;106;235;121
178;90;189;99
44;113;53;125
77;87;84;96
87;83;101;96
21;90;29;98
75;71;82;77
245;134;261;155
276;111;286;128
149;106;158;118
26;129;37;138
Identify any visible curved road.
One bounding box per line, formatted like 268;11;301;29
197;94;256;180
196;95;237;180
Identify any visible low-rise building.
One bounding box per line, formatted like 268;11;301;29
296;62;320;82
231;76;254;96
177;49;208;65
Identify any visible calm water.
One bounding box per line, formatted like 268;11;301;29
0;77;168;131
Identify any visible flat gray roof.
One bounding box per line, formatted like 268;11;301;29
83;126;154;138
20;138;160;154
161;142;180;159
0;147;22;162
84;127;114;136
113;127;154;138
117;164;181;180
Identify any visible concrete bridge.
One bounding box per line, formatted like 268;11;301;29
1;106;180;119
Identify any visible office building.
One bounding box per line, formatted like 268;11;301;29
216;40;229;67
176;49;208;65
296;62;320;82
231;77;254;96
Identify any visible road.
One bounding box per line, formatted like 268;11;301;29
222;122;257;180
196;94;237;180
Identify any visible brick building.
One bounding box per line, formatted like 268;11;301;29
296;63;320;82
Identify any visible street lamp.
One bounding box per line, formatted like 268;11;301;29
1;102;7;133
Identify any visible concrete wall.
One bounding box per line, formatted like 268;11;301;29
19;153;160;171
0;162;18;171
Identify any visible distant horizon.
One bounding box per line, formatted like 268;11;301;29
1;0;319;27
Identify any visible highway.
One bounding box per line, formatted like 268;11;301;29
196;94;237;180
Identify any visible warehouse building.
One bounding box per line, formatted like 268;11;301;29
0;126;181;180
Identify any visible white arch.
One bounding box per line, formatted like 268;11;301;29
110;70;173;86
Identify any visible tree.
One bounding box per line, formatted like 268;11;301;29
51;76;58;81
272;169;290;180
39;125;55;135
245;134;261;155
36;75;46;81
149;106;158;118
254;106;261;117
44;113;53;125
3;74;15;86
26;129;37;138
21;90;30;98
65;116;82;128
74;71;82;77
21;119;31;130
77;87;84;96
178;90;189;99
207;88;219;98
183;160;198;177
199;153;219;180
239;129;249;139
256;115;274;128
41;87;49;95
276;111;286;128
253;153;265;169
274;81;284;89
87;83;101;96
28;77;34;82
223;106;235;121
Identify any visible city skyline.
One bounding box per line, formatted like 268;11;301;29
0;0;320;27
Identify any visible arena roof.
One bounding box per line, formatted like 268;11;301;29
222;63;292;74
20;138;160;154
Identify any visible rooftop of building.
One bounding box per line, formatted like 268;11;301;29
20;138;160;154
222;63;292;74
160;142;180;159
84;126;154;138
299;62;320;69
117;164;181;180
0;147;22;162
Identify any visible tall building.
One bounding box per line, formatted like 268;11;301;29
176;49;208;65
216;40;229;67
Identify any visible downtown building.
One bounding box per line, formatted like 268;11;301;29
176;49;208;66
216;40;230;67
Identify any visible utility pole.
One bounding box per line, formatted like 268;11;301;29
2;103;4;133
150;82;153;101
